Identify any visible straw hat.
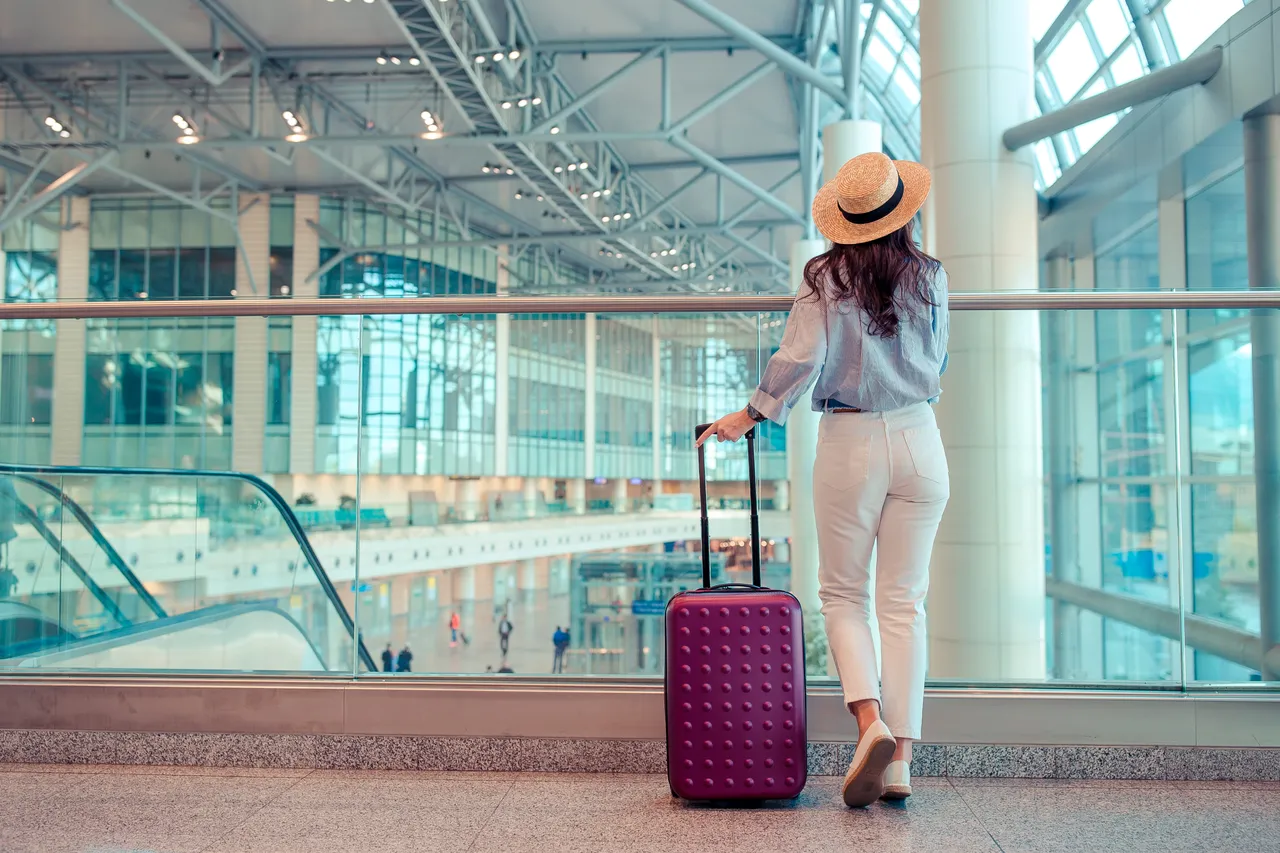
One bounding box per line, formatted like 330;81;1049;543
812;152;931;245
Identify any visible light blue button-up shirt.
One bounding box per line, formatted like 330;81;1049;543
748;267;949;423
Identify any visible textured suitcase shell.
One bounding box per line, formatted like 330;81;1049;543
665;587;807;800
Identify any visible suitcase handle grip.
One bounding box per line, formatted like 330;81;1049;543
707;583;763;592
694;422;762;589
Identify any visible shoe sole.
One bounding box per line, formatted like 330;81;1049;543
881;785;911;801
841;734;896;808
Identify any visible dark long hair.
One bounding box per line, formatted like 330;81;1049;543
801;220;941;338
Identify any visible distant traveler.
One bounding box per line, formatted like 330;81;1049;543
450;611;461;647
699;152;948;807
0;565;17;599
381;643;395;673
396;644;413;673
498;616;513;657
551;626;569;673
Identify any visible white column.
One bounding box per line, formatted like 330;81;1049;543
522;477;539;517
774;480;790;511
457;478;481;521
567;478;586;515
651;314;663;484
786;239;825;621
50;197;89;465
518;558;538;592
584;312;597;478
612;477;628;514
456;565;477;600
289;194;319;475
494;247;510;476
921;0;1045;680
232;193;270;474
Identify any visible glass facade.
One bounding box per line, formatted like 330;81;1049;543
1;216;58;463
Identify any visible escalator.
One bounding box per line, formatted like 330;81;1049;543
0;465;374;673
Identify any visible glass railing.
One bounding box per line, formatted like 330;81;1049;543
0;465;369;673
0;292;1277;690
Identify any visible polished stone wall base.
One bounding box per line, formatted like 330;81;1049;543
2;729;1279;780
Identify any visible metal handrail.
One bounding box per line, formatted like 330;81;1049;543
0;463;377;673
1;471;167;620
1;290;1280;319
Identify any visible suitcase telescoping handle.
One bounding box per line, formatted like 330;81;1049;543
694;422;762;590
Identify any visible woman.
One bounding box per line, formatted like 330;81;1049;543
698;152;949;808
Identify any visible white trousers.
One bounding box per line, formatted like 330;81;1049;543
813;402;949;740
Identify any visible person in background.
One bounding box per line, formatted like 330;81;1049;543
498;614;514;659
551;625;569;673
396;643;413;673
450;611;461;647
380;642;395;673
699;152;949;808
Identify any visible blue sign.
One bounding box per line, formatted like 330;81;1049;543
350;582;372;593
632;599;668;616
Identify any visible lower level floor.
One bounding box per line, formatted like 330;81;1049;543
3;762;1278;853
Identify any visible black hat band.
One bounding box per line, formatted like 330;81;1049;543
836;176;905;225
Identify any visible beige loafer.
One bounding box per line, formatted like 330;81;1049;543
881;759;912;800
841;719;896;808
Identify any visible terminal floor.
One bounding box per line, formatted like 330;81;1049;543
4;763;1278;852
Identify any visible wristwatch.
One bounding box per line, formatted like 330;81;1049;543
746;405;768;423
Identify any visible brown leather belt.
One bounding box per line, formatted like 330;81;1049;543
828;407;864;414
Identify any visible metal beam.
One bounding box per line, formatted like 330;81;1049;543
1033;0;1091;65
329;219;794;252
535;35;803;54
633;169;711;227
0;151;52;221
109;0;253;86
1003;47;1223;150
0;154;114;232
668;136;803;223
671;0;849;107
633;151;801;172
842;0;862;119
533;45;662;133
669;60;776;133
1047;578;1277;675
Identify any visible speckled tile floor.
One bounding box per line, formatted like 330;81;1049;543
2;764;1278;853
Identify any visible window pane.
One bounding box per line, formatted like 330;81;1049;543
1086;0;1130;56
1163;0;1243;58
1109;44;1144;85
1046;22;1098;100
1074;111;1118;153
1032;0;1070;41
1033;139;1061;186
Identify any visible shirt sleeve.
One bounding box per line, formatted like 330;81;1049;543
747;291;828;425
935;268;950;376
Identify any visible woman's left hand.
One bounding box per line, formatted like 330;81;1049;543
696;408;756;447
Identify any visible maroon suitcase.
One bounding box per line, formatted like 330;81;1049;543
665;424;807;801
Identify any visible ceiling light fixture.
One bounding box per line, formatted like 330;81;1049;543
579;160;589;169
508;49;521;60
622;212;631;219
390;56;401;65
501;101;513;109
376;54;388;65
549;126;561;135
475;55;486;64
602;188;612;197
532;96;542;105
592;190;601;198
492;51;505;61
409;57;420;66
553;166;564;174
567;163;577;171
517;98;529;108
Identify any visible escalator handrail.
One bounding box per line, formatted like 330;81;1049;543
2;600;330;670
2;473;166;620
0;464;376;673
10;499;131;628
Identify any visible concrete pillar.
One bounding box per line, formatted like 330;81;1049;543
921;0;1045;679
584;312;597;478
567;478;586;515
786;238;826;622
774;480;790;512
612;477;628;513
457;478;481;521
232;193;270;474
50;197;89;465
522;477;539;517
289;194;319;475
1244;113;1280;680
494;247;510;476
652;315;663;483
456;565;477;600
518;558;538;592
